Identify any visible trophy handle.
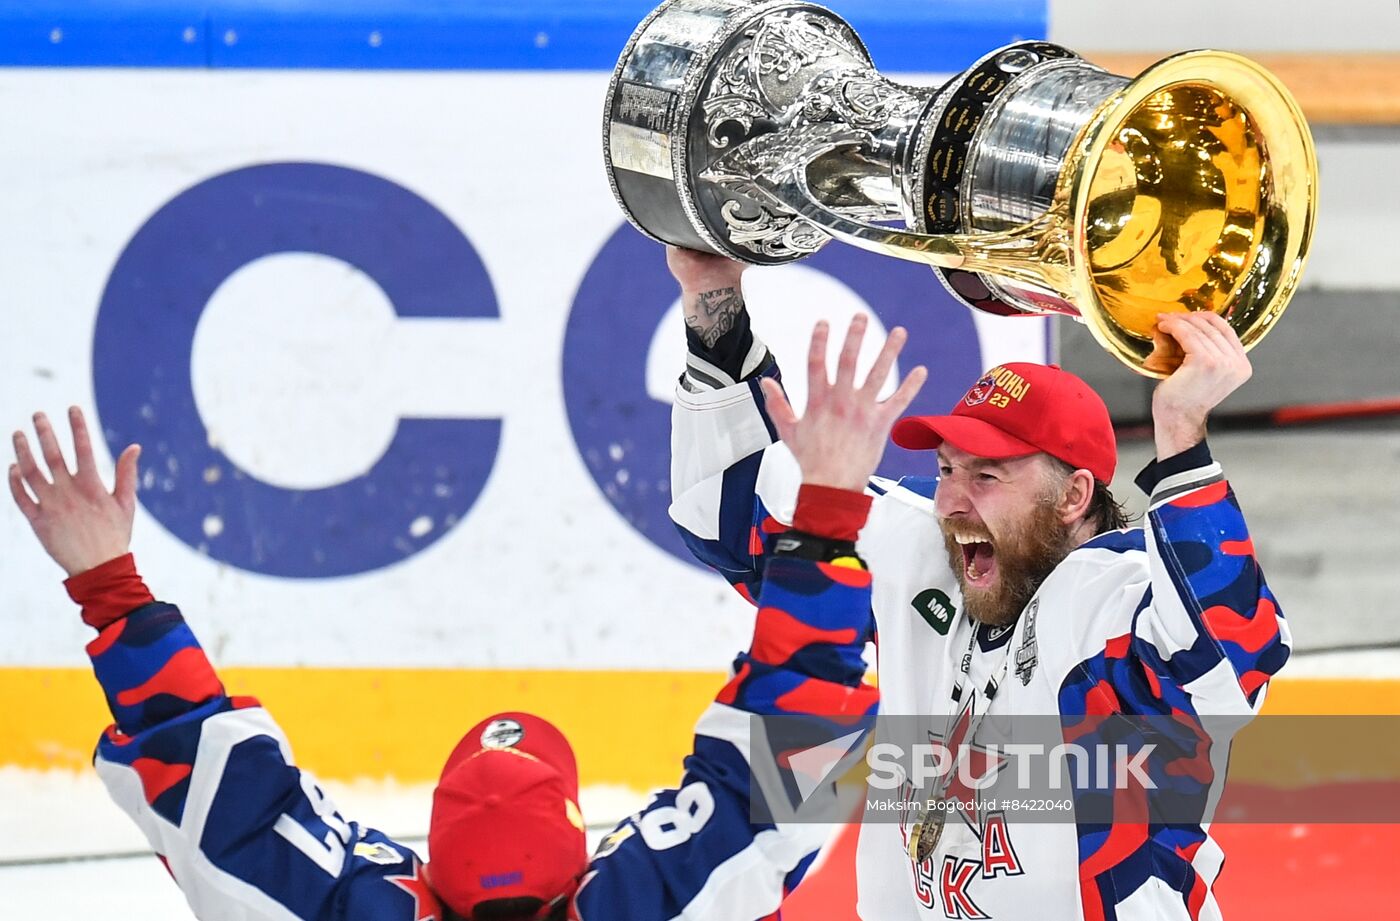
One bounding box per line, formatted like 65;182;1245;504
702;122;1072;298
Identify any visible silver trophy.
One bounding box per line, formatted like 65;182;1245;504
602;0;1317;376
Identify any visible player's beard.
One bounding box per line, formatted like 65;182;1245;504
940;498;1077;627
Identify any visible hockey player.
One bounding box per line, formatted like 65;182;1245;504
665;247;1291;921
7;315;921;921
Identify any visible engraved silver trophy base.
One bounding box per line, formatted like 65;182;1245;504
604;0;911;265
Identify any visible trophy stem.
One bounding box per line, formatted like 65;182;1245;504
943;209;1075;303
704;122;1076;307
812;199;1077;315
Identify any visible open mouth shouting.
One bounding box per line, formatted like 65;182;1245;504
939;499;1078;627
952;533;997;589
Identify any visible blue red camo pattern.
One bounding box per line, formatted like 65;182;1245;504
89;603;251;826
1148;481;1288;704
717;556;877;721
1062;480;1286;921
575;552;878;919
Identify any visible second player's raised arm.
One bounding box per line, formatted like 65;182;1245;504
667;260;926;603
11;408;419;921
87;596;356;919
574;511;879;920
578;310;924;919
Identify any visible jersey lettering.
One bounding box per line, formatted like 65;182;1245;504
272;773;353;877
980;812;1023;878
940;857;990;920
913;855;937;909
638;782;715;851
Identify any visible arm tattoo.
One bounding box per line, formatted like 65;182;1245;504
686;286;745;349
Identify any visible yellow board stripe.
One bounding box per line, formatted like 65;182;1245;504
0;667;725;789
1;669;1396;789
1261;677;1400;715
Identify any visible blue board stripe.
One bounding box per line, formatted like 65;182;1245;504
0;1;1047;71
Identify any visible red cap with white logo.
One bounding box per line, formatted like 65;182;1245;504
892;363;1117;482
426;712;587;918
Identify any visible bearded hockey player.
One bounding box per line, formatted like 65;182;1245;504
9;313;919;921
665;247;1290;921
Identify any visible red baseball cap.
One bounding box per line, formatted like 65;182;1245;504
892;363;1117;482
426;712;587;918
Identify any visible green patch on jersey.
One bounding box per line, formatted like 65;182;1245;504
911;588;956;635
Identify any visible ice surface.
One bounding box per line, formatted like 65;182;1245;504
0;767;644;917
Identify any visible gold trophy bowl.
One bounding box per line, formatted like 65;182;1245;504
996;51;1318;376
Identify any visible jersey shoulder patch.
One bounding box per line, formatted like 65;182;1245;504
354;839;407;866
343;848;440;921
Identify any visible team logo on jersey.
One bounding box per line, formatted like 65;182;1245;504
593;822;636;859
354;840;404;866
1015;598;1039;685
481;718;525;749
963;374;998;407
387;859;442;921
912;588;956;636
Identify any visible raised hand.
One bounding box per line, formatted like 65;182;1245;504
665;245;745;292
1151;311;1253;459
760;314;927;492
666;245;749;349
9;407;141;576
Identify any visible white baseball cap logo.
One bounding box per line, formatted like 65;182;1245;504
481;718;525;749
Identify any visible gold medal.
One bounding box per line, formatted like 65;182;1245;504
907;803;946;862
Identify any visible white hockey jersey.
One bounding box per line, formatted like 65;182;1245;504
669;369;1291;921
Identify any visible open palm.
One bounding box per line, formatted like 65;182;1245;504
10;407;140;577
760;314;927;492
